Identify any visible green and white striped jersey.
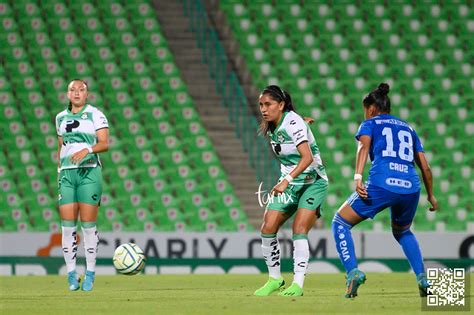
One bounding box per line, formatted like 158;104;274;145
268;111;328;185
56;104;109;170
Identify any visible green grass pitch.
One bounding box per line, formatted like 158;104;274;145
1;273;471;315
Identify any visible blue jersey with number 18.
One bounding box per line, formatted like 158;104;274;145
355;114;423;194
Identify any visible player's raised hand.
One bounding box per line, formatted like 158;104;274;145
355;180;368;199
427;195;438;212
303;117;314;124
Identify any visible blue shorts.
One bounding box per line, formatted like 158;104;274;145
347;184;420;227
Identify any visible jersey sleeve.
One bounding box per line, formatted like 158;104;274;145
287;114;308;146
355;120;373;140
93;109;109;131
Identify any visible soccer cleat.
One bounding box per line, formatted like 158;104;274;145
82;270;95;292
345;268;366;298
417;273;430;297
67;271;80;291
278;282;303;297
254;277;285;296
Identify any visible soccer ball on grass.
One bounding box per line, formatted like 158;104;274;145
113;243;146;275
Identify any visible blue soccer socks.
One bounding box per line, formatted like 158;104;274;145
332;213;358;274
393;228;424;276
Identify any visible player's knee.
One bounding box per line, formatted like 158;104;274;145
292;225;308;235
332;213;353;231
260;222;278;234
392;227;412;242
292;218;311;234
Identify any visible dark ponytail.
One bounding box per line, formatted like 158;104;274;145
259;85;296;135
363;83;391;114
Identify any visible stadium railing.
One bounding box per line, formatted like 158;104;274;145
182;0;279;188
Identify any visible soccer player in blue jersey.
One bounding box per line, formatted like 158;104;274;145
332;83;438;298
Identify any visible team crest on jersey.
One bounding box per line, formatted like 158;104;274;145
277;132;284;143
81;113;88;120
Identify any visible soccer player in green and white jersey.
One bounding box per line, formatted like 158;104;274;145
56;79;109;291
254;85;328;297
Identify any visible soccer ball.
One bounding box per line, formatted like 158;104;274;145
113;243;146;275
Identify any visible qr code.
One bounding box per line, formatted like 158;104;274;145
426;268;465;307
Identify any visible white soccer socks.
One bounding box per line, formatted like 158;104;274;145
261;233;282;280
61;220;78;273
81;222;99;273
292;234;309;288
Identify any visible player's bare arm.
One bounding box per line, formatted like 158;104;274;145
57;136;63;171
70;127;109;164
414;151;438;212
354;135;371;199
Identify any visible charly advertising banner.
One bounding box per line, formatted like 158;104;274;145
1;231;473;259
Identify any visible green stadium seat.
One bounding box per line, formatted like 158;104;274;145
95;1;124;15
165;165;196;181
42;1;69;17
0;75;11;91
0;3;12;16
0;207;30;232
127;2;155;18
182;135;213;155
18;177;50;195
1;178;16;194
78;16;105;33
1;32;22;52
189;150;220;169
141;177;172;198
47;15;75;33
141;31;169;51
69;1;98;17
1;17;18;33
134;17;162;41
19;17;48;36
214;206;247;231
186;207;217;231
32;46;58;63
84;32;110;47
0;90;15;106
106;16;132;34
4;46;29;65
174;121;207;139
29;206;60;231
5;192;25;209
